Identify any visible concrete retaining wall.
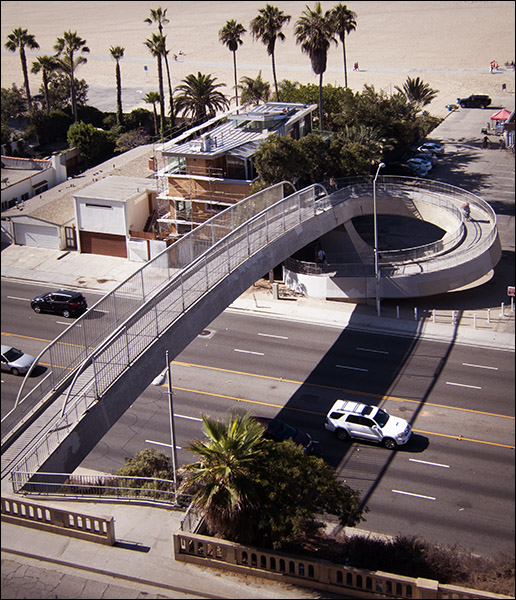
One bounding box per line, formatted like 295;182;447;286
1;497;115;545
173;531;511;599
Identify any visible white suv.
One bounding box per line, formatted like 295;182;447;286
325;400;412;449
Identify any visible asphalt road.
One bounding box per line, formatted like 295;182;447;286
1;280;514;558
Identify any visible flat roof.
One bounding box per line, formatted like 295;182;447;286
162;102;317;160
76;176;157;203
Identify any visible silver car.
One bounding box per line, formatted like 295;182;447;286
1;345;37;376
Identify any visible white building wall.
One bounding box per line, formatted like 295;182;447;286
126;193;150;232
76;198;127;235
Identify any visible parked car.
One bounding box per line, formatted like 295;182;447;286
254;416;314;453
407;157;433;171
458;94;492;109
402;161;430;177
411;152;438;165
380;163;418;177
418;142;445;155
31;289;87;318
1;344;37;375
324;400;412;449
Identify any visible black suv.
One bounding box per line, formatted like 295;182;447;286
459;94;492;109
31;289;88;318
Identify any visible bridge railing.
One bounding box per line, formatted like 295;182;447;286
2;181;293;443
289;176;497;276
8;184;327;475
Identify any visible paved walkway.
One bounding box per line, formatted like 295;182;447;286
1;474;328;600
2;243;514;351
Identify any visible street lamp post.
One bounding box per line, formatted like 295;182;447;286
165;350;179;500
373;163;385;317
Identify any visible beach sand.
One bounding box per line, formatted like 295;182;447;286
1;1;515;117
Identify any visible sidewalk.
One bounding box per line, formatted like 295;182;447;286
1;244;514;351
1;476;321;599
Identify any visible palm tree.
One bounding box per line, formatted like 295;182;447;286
144;7;175;126
144;91;161;137
219;20;246;107
31;55;59;113
180;413;265;539
250;5;291;102
330;3;357;89
54;31;89;122
4;27;40;113
295;2;336;131
109;46;125;125
395;76;439;108
174;72;229;123
144;33;167;136
239;72;271;106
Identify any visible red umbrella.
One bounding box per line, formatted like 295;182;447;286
490;108;511;121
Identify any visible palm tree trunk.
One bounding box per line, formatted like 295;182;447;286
152;105;158;137
70;62;77;122
115;62;123;125
163;54;175;127
232;51;239;107
43;73;51;114
20;48;33;114
157;55;165;136
271;53;279;102
318;73;324;132
342;39;348;88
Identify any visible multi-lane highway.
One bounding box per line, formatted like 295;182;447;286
1;279;514;557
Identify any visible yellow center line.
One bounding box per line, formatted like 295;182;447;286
172;360;514;421
3;333;513;425
170;385;515;450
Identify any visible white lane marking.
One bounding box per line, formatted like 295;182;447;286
392;489;436;500
336;364;368;372
409;458;450;468
258;333;288;340
7;296;31;302
176;414;203;422
234;349;265;356
356;347;389;354
462;363;498;370
145;439;182;450
446;382;482;390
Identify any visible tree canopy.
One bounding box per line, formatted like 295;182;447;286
180;412;366;549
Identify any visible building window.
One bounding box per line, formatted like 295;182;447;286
33;184;48;195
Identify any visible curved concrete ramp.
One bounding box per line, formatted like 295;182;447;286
284;177;501;300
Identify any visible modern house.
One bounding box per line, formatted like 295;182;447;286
1;103;317;259
73;176;160;260
153;102;317;240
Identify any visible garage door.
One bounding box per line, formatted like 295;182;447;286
80;231;127;258
14;222;60;249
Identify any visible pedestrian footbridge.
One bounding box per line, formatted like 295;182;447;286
1;177;501;483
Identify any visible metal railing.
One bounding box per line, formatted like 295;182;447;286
2;181;293;441
11;471;191;507
288;176;496;277
6;183;326;475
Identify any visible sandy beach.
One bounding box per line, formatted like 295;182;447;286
1;1;515;117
